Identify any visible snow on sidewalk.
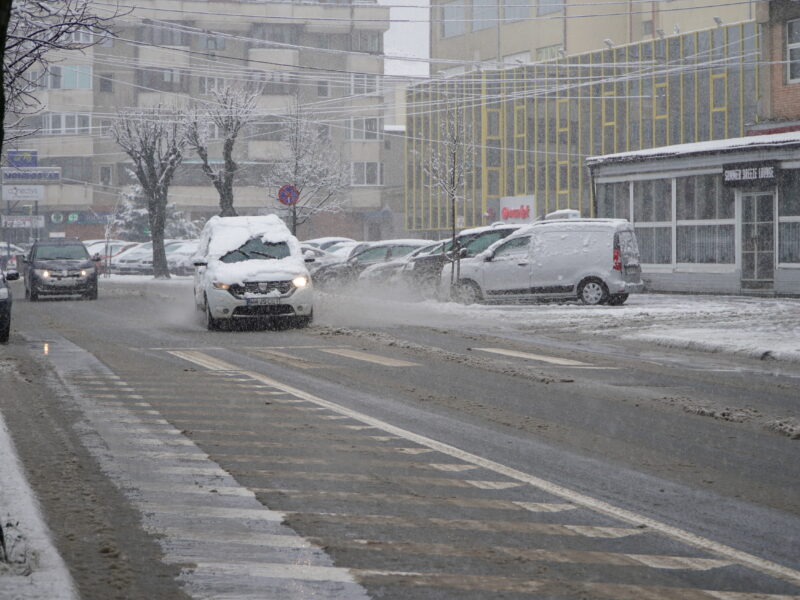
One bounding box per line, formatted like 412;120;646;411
0;411;77;599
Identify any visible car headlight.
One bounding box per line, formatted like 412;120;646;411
292;275;309;288
212;282;230;290
80;269;88;277
35;269;50;278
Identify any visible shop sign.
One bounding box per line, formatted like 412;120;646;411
499;195;535;223
1;215;45;228
2;185;44;201
723;162;779;187
1;166;60;183
7;150;38;168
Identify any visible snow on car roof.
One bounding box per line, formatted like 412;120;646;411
585;130;800;166
201;215;298;259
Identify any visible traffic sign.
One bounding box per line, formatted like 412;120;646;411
277;184;299;206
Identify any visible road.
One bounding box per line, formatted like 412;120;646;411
1;277;799;600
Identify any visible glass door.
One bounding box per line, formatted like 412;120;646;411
741;191;775;289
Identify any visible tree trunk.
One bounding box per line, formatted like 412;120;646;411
0;0;14;155
149;189;170;279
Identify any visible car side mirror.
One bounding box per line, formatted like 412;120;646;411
92;253;102;262
458;248;469;258
5;270;19;281
483;252;493;262
192;260;207;267
304;257;316;263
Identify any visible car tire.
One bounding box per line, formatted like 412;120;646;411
452;280;482;305
295;311;313;328
205;297;220;331
578;278;609;305
607;293;628;306
0;317;10;344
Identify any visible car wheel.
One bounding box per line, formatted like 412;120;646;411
0;317;10;344
607;293;628;306
578;278;609;305
294;311;313;328
205;296;221;331
452;281;482;305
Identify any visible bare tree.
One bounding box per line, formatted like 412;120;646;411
1;0;120;153
185;84;261;217
423;92;474;288
262;95;349;235
109;106;187;279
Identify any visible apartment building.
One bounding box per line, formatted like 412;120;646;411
431;0;755;74
3;0;391;243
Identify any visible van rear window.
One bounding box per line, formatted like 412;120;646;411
617;230;641;263
220;238;291;263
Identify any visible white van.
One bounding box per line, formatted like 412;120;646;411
447;217;643;305
193;215;314;330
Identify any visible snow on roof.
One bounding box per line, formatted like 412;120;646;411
586;131;800;167
201;215;297;259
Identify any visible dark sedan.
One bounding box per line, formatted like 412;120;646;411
23;239;101;300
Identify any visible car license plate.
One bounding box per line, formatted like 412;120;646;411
246;297;279;306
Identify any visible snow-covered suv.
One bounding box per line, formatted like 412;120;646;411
193;215;314;330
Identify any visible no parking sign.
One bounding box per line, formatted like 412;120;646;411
277;184;299;206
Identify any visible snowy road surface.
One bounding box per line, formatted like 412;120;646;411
1;277;798;599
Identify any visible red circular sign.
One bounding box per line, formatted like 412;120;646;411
278;184;300;206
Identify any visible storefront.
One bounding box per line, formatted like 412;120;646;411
587;132;800;295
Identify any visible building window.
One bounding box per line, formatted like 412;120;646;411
633;179;671;264
142;20;189;46
352;162;384;186
252;23;300;45
538;0;561;16
351;73;380;95
99;73;113;92
349;117;383;140
779;169;800;262
46;65;92;89
442;0;466;38
204;33;226;50
596;181;630;220
67;29;93;44
473;0;497;31
99;166;112;187
535;45;561;62
675;175;735;264
42;113;92;135
317;80;330;97
788;19;800;83
199;76;227;95
352;31;382;54
504;0;529;22
642;20;654;36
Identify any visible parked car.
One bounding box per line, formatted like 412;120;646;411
399;223;523;299
300;244;339;276
325;240;370;259
193;215;314;330
302;236;355;250
167;240;200;275
86;240;138;274
111;240;183;274
447;215;643;305
358;241;442;289
1;243;26;271
23;239;101;300
314;239;433;290
1;267;20;343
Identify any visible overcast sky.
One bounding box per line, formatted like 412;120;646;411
380;0;430;78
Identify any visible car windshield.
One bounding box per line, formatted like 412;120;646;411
464;231;511;256
220;237;291;263
34;244;89;260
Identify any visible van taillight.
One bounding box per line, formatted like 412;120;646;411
613;248;622;271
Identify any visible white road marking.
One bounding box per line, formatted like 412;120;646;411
429;463;479;472
156;528;312;547
514;502;578;513
466;480;523;490
474;347;591;366
167;349;800;588
320;348;420;367
188;562;359;583
135;503;284;522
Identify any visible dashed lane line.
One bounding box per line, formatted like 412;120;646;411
167;349;800;588
319;348;420;367
473;347;592;366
